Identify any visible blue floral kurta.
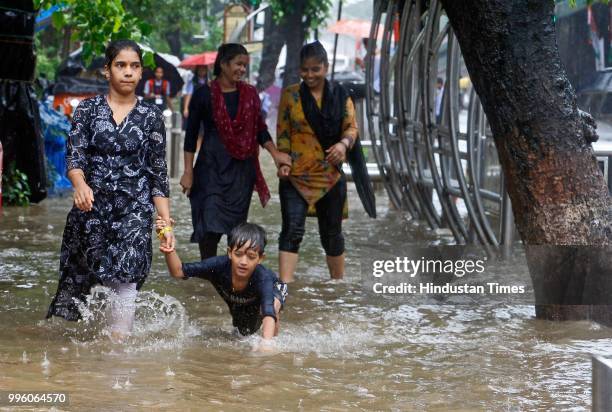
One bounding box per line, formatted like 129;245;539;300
47;95;169;321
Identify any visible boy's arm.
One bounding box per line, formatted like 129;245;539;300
165;251;185;279
257;268;280;338
261;316;276;340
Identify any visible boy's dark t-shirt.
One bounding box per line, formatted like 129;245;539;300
182;256;281;335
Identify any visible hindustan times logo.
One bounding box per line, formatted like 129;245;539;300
372;257;486;278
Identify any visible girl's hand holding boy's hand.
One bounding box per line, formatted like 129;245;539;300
156;216;174;230
159;231;176;254
156;216;176;254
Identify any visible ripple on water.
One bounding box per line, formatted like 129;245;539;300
0;190;608;410
0;248;25;258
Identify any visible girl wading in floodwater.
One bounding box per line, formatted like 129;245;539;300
180;43;291;259
276;41;360;282
47;40;175;341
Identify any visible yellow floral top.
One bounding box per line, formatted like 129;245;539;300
276;83;359;215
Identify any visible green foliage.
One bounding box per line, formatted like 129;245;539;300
123;0;221;55
268;0;333;31
35;36;61;81
34;0;152;65
2;162;31;207
35;0;224;69
195;14;224;53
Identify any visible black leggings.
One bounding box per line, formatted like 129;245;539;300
278;177;346;257
198;232;223;260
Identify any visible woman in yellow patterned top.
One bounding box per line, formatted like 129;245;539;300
276;41;358;282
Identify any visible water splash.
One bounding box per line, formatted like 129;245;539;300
69;286;188;351
112;379;122;390
21;351;28;364
269;321;379;358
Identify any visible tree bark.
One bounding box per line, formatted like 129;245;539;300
440;0;612;322
281;0;308;88
164;28;182;58
257;1;309;90
60;25;72;60
256;7;285;92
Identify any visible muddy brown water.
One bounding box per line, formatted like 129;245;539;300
0;162;610;411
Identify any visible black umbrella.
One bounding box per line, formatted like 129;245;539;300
341;82;376;218
347;138;377;218
136;52;184;98
56;47;184;98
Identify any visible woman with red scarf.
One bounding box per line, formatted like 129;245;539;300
181;43;291;259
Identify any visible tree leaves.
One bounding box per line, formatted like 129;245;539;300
143;51;155;68
51;11;65;29
37;0;151;65
268;0;333;31
2;161;31;207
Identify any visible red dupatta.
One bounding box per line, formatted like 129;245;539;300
210;79;270;207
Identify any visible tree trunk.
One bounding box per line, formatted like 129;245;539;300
61;25;72;60
256;7;285;92
257;1;309;90
282;0;308;88
164;28;182;58
440;0;612;322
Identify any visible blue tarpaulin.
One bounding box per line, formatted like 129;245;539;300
35;5;62;33
39;99;71;195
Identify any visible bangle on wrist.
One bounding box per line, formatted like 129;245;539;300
157;225;173;240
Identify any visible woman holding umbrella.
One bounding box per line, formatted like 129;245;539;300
180;51;217;121
180;43;291;259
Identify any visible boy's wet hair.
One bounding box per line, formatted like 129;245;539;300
228;223;267;255
104;39;143;68
300;41;328;66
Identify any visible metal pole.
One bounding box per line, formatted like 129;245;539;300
593;355;612;411
331;0;343;82
170;112;182;178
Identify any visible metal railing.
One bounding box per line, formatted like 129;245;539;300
364;0;611;257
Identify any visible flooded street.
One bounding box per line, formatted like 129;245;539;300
1;163;611;411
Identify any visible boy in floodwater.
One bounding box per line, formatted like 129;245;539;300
158;221;287;346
